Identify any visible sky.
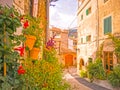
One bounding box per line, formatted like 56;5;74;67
49;0;78;29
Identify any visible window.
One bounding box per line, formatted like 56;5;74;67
86;7;91;16
81;38;83;43
104;52;113;72
104;0;108;3
73;41;77;45
81;15;83;20
86;35;91;42
55;33;61;38
104;16;112;34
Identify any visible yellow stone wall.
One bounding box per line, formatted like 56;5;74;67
98;0;120;38
77;0;98;73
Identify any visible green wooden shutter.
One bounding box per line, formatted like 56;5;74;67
81;38;83;43
104;18;108;34
108;16;112;33
104;16;112;34
86;9;88;15
86;36;88;42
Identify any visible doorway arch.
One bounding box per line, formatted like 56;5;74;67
79;58;84;70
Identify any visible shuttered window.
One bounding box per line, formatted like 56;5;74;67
104;0;108;3
86;7;91;16
104;16;112;34
81;38;83;43
86;35;91;42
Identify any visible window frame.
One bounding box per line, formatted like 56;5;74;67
81;37;83;44
86;35;91;42
103;16;112;34
86;7;91;16
104;51;113;72
104;0;108;3
81;14;83;20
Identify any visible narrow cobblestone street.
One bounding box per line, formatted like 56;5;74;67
63;67;111;90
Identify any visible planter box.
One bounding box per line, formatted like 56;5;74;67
25;35;36;50
30;47;40;59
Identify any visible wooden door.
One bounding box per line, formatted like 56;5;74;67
65;54;73;66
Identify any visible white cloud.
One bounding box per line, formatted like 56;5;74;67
49;0;78;29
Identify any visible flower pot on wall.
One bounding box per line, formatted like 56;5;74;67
30;47;40;59
25;35;36;50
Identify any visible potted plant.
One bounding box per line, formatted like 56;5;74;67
30;37;42;60
21;15;43;60
22;15;43;50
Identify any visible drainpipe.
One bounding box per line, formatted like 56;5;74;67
45;0;49;43
96;0;99;56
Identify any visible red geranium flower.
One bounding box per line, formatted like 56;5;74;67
17;65;25;75
14;46;25;56
23;20;29;29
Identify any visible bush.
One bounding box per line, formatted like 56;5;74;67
87;58;106;82
107;64;120;87
80;70;87;78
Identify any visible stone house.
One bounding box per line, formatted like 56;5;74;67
77;0;120;73
50;27;77;67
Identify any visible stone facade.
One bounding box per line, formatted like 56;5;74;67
77;0;98;73
77;0;120;73
50;27;77;67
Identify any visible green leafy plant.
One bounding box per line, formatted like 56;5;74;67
18;55;69;89
80;70;87;78
87;58;106;82
0;5;25;89
109;34;120;63
18;40;69;89
107;64;120;87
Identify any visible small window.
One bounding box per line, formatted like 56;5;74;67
86;35;91;42
81;15;83;20
73;41;77;45
81;38;83;43
104;0;108;3
86;7;91;16
55;33;61;38
104;16;112;34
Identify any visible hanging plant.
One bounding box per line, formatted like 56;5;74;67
22;15;43;51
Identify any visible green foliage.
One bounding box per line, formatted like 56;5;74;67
87;58;106;82
80;70;87;78
109;34;120;63
44;47;58;63
108;64;120;87
18;57;69;90
0;5;25;89
17;46;69;90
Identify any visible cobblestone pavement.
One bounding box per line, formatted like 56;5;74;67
63;67;111;90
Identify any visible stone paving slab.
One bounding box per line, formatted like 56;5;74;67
74;77;110;90
63;67;112;90
66;78;92;90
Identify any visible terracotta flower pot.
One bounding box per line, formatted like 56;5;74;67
30;47;40;59
25;35;36;50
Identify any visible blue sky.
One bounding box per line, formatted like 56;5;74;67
49;0;78;29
